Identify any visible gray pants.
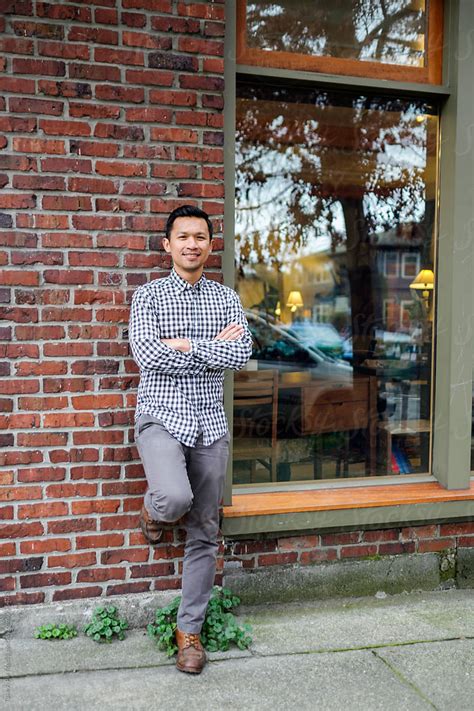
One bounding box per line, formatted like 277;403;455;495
135;414;230;633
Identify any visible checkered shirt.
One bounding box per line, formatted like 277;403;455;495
129;268;253;447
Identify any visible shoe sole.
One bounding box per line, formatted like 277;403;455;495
139;516;163;545
176;662;204;674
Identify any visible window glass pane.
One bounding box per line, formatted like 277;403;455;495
246;0;427;68
233;80;438;486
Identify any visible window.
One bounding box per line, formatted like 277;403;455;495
402;252;421;278
384;253;400;278
237;0;444;84
233;80;439;487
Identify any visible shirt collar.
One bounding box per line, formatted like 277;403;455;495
168;267;206;293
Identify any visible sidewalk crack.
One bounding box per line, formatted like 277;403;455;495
371;649;439;710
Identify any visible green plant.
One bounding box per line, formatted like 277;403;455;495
84;605;128;644
34;623;78;640
147;586;253;657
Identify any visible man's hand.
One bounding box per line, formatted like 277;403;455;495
161;338;191;352
214;323;244;341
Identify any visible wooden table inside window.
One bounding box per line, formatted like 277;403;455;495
278;373;378;477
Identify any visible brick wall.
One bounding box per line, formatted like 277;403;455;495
0;0;226;605
223;522;474;571
1;1;472;608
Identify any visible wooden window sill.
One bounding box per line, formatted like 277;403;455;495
223;481;474;518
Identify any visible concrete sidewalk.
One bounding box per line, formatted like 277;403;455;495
1;588;473;710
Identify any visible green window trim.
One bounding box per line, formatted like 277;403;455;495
223;0;474;509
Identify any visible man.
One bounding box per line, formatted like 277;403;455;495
128;205;253;674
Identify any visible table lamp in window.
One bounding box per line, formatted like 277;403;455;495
286;290;303;319
409;269;434;321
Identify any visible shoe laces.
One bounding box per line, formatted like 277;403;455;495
183;633;201;649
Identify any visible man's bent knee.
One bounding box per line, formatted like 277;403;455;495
148;490;193;523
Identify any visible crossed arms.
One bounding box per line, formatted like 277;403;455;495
128;287;253;375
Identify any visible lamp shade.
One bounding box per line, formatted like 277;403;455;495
409;269;434;291
286;291;304;309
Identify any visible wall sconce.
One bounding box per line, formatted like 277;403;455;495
286;290;303;313
274;301;281;317
410;268;434;321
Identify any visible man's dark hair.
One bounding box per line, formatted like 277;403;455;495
165;205;213;240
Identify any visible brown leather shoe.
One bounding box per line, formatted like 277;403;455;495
139;504;163;545
175;629;207;674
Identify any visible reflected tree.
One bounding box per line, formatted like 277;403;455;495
236;85;436;366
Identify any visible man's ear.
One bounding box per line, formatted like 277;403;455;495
208;237;213;253
162;237;170;254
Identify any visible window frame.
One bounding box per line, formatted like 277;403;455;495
223;0;474;525
401;252;421;279
236;0;445;85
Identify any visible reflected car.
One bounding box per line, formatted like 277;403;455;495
283;321;344;358
245;311;351;383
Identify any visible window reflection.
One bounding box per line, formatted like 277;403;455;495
233;81;438;486
246;0;427;67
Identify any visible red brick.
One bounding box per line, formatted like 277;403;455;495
340;545;378;559
0;577;15;592
0;557;43;574
12;137;66;155
71;499;120;515
20;571;71;588
36;3;91;22
177;2;224;20
0;505;14;520
76;534;124;550
71;465;120;480
153;577;182;591
417;538;456;553
0;591;45;607
38;40;89;60
94;47;144;66
106;581;150;596
18;467;66;483
401;525;439;540
46;483;97;499
379;541;417;555
125;68;174;86
68;26;118;45
0;485;42;502
48;519;97;534
130;562;174;578
0;270;39;286
299;549;338;564
320;531;360;546
0;542;16;556
257;552;298;566
49;552;96;569
362;529;400;543
101;548;148;565
458;537;474;547
53;586;102;601
20;538;71;554
439;522;474;536
124;0;171;10
17;432;68;447
43;270;94;285
77;567;126;582
18;502;68;519
278;535;320;551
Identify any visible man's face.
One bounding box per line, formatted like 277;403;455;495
162;216;213;276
